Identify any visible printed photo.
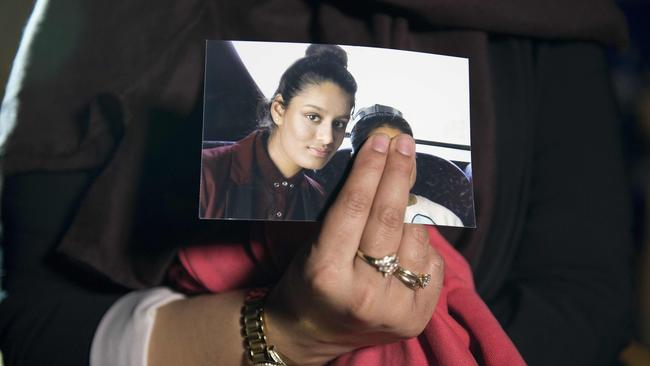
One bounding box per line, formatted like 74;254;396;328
200;40;475;227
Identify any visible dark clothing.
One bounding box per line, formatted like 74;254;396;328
200;130;325;220
0;1;633;366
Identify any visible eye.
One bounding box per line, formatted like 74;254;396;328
305;113;320;122
333;119;348;131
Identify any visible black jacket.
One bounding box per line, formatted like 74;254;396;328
0;1;632;365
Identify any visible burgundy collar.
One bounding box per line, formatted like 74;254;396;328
230;129;306;188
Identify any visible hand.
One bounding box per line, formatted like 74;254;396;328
265;133;444;365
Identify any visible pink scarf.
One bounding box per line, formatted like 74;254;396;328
170;226;526;365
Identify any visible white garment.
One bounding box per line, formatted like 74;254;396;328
90;287;185;366
404;194;464;227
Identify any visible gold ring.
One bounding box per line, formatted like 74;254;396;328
356;249;400;277
393;267;431;290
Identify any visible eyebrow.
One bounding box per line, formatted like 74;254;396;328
303;104;351;120
304;104;324;111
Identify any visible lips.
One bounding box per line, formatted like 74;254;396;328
308;147;333;158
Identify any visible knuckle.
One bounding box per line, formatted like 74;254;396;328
427;253;445;292
376;205;403;230
341;189;371;218
305;262;340;295
430;252;445;274
356;152;386;173
347;287;378;326
386;155;413;177
412;225;429;245
404;225;430;262
365;157;387;174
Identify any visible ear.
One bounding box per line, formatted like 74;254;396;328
270;95;286;126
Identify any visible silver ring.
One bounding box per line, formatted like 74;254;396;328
394;267;431;290
356;250;400;277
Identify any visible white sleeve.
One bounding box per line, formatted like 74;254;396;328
90;287;186;366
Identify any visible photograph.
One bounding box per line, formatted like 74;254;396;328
200;40;475;227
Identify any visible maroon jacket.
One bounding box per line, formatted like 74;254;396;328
200;129;326;220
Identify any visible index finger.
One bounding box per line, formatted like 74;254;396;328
314;134;390;260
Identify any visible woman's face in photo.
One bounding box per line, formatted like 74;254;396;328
270;81;353;176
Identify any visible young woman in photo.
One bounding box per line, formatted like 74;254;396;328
200;44;357;220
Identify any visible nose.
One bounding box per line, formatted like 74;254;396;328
316;120;334;145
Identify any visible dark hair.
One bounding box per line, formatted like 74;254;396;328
259;44;358;129
350;104;413;153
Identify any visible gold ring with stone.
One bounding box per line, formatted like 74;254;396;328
393;267;431;290
356;249;400;277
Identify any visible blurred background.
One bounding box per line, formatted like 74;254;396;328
1;1;649;365
607;1;650;364
0;2;35;365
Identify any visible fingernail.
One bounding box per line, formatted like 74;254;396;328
396;134;414;156
371;134;390;153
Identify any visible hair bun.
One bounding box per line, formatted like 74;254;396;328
305;44;348;68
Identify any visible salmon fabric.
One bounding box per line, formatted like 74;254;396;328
171;225;525;365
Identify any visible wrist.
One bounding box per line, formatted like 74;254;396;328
241;289;290;366
263;287;353;366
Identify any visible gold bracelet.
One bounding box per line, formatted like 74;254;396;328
241;289;288;366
